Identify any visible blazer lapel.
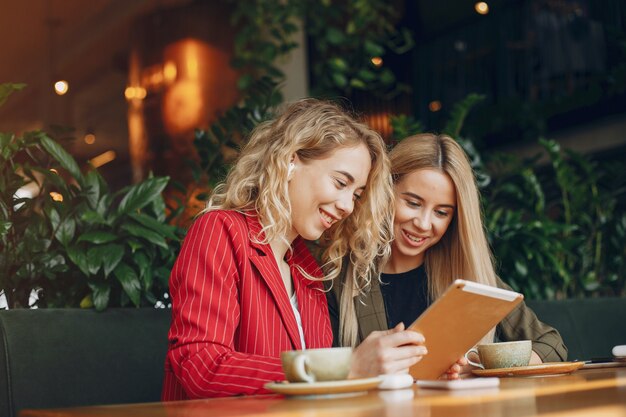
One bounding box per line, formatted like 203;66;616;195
245;215;303;350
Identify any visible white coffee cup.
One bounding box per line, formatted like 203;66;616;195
465;340;532;369
281;347;352;383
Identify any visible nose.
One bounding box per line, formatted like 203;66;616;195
413;211;432;231
336;193;355;218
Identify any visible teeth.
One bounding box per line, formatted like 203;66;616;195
405;231;425;243
320;210;334;224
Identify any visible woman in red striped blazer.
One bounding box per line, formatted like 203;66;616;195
162;99;395;399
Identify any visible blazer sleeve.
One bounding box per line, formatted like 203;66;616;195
495;277;568;362
167;212;284;398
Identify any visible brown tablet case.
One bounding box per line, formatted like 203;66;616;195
407;279;524;380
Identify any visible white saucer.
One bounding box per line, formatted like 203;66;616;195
265;377;383;396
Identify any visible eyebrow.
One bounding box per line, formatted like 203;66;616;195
335;170;366;190
400;191;455;209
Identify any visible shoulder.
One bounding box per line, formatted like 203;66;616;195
187;210;250;243
194;209;248;228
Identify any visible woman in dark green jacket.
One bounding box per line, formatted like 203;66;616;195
328;134;567;378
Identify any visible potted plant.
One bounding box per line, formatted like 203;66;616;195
0;83;182;310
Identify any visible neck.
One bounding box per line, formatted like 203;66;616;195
383;246;425;274
269;235;295;264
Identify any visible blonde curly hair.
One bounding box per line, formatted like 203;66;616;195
206;98;394;287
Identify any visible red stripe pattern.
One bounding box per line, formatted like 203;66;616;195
162;210;332;399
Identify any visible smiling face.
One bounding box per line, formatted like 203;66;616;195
287;144;372;242
387;168;457;273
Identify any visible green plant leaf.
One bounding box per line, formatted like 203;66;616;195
121;222;168;249
117;176;169;215
332;73;348;88
78;231;118;244
85;246;104;275
129;213;178;240
83;170;102;209
80;294;94;309
443;93;486;138
0;83;26;107
55;217;76;246
364;40;384;56
127;238;144;253
40;135;84;184
80;210;107;225
328;58;348;72
0;220;11;238
67;245;90;275
326;28;346;45
88;281;111;311
101;244;125;277
114;264;141;307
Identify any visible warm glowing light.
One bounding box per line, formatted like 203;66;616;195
125;86;147;101
54;80;69;95
84;133;96;144
163;61;177;83
49;168;59;175
125;86;135;100
475;2;489;15
184;43;200;79
89;150;116;168
163;80;203;136
136;87;147;99
429;100;442;112
49;192;63;202
371;57;383;67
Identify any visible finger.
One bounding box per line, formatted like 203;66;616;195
456;356;468;366
381;356;423;374
446;364;461;374
389;344;428;360
379;330;426;348
446;371;461;380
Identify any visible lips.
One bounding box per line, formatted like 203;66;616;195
319;208;338;228
402;229;428;247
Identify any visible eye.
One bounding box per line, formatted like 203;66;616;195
353;192;362;201
406;200;421;208
435;209;451;218
335;178;347;189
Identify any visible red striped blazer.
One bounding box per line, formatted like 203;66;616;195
162;210;333;399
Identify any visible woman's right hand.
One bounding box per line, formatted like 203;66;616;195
348;322;427;378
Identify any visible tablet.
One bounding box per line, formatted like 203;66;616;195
407;279;523;380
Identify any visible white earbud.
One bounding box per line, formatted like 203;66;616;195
287;162;295;177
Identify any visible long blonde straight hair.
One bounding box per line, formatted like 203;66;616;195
339;133;497;347
206;98;394;285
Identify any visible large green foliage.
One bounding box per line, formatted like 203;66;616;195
0;84;182;309
485;139;625;299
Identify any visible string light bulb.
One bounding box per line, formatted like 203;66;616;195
371;57;383;67
54;80;69;95
428;100;442;112
475;2;489;15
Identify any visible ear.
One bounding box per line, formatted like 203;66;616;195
288;154;300;180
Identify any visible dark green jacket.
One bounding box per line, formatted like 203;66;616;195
326;265;568;362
